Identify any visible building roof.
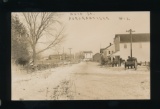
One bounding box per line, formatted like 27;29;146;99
94;53;101;56
115;33;150;43
104;43;113;50
83;51;93;53
100;43;113;53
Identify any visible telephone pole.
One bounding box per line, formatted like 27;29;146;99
126;29;135;58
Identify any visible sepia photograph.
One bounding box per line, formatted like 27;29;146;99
11;12;150;100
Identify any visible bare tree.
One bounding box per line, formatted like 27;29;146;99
22;12;66;65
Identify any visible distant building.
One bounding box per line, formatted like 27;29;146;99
48;54;74;61
83;51;93;61
49;54;62;61
93;53;101;62
112;33;150;62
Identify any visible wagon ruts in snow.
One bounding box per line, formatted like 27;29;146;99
125;57;137;70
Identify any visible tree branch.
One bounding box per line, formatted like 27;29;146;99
36;26;66;54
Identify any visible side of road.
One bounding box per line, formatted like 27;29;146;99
12;63;83;100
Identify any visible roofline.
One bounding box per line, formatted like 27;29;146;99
115;33;150;37
115;33;150;35
104;44;114;50
114;33;150;42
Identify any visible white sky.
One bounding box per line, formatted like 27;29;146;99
13;12;150;57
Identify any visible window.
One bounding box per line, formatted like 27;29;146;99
108;51;110;54
124;44;127;48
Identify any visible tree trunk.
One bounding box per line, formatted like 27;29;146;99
32;45;37;65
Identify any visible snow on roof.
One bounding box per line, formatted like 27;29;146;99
115;33;150;43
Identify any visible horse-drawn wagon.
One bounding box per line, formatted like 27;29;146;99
125;57;137;70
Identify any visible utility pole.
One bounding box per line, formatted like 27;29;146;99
68;48;72;61
126;29;135;58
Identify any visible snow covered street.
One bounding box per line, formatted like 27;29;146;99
12;62;150;100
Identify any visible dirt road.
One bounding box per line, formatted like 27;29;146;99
12;62;150;100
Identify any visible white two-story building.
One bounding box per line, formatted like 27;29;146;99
112;33;150;63
83;51;93;61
